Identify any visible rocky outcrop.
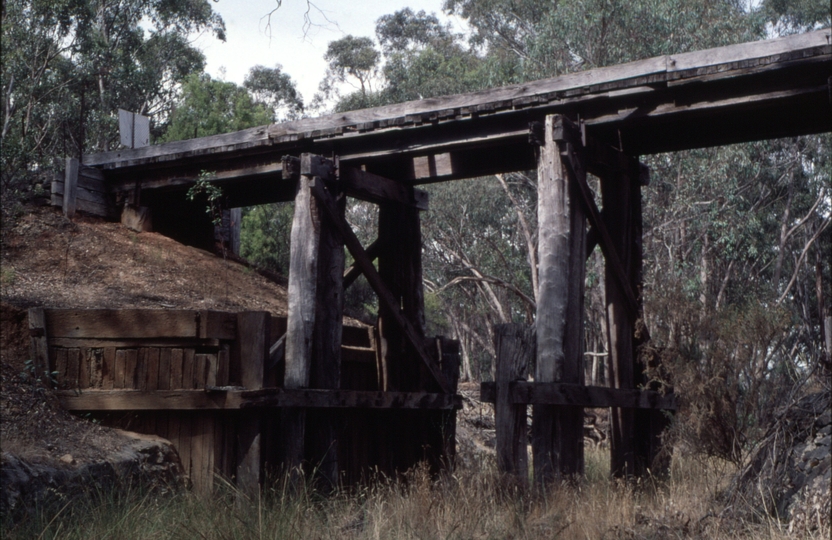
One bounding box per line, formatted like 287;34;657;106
728;390;830;535
1;430;184;521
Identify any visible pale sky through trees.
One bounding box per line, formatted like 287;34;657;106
194;0;470;105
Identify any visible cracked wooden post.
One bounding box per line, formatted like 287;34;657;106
236;311;269;501
284;154;343;489
307;156;344;492
283;164;319;483
494;323;533;484
532;114;587;484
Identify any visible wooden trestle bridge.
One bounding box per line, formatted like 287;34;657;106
39;30;831;492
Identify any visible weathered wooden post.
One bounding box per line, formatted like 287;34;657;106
307;155;345;491
283;154;344;488
532;114;587;484
494;323;533;483
236;311;269;500
63;157;79;219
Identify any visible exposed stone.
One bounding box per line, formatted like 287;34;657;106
1;430;184;522
728;390;831;535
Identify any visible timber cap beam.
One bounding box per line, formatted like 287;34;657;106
480;381;677;410
283;154;429;210
57;389;463;411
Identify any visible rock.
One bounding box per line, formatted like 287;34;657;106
728;390;830;535
0;430;184;522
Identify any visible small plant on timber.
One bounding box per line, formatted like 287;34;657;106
187;170;224;227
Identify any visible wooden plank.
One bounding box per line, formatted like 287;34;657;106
57;389;244;410
494;324;533;482
55;348;68;388
123;349;138;389
102;347;115;390
182;349;196;389
236;312;267;499
198;311;237;340
28;308;50;384
191;412;207;495
63;157;79;219
480;382;677;410
137;348;149;391
114;350;127;389
45;309;203;339
167;412;182;471
170;348;184;389
179;412;192;488
48;338;222;349
243;389;463;409
194;354;208;389
158;348;171;391
668;29;830;74
146;348;160;390
78;348;91;389
216;345;230;387
310;178;450;394
205;353;218;388
340;166;429;210
65;348;81;390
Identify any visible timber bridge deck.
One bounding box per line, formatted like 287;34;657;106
42;30;831;492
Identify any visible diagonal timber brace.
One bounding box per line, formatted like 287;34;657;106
309;178;451;394
551;117;647;337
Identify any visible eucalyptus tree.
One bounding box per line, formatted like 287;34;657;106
1;0;224;225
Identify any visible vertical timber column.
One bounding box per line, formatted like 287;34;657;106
495;324;533;483
601;168;636;478
630;173;670;477
377;200;427;473
284;171;321;478
533;114;587;484
308;167;345;490
237;311;269;500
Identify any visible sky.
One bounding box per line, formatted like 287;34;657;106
193;0;470;105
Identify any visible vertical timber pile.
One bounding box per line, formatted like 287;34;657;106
308;156;345;490
284;155;344;488
601;165;636;477
533;114;587;483
237;311;269;499
377;197;429;473
494;323;533;483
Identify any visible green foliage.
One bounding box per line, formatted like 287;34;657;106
1;0;223;227
186;171;223;227
161;74;273;142
239;203;294;275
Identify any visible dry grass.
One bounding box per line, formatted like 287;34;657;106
3;449;826;540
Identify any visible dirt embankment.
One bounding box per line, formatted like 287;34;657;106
1;207;289;313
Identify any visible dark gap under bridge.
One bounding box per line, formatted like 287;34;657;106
43;30;831;491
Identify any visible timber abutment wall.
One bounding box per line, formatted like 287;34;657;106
28;308;461;495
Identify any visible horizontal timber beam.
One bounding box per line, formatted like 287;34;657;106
58;389;462;411
480;381;677;410
81;31;829;175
